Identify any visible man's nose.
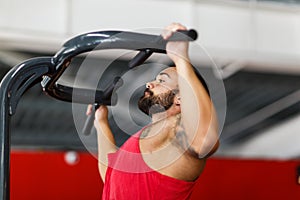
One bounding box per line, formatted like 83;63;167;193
146;82;154;89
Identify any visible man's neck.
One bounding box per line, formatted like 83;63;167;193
151;112;168;123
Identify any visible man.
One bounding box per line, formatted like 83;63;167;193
87;23;219;199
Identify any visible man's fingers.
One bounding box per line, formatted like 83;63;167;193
95;105;108;121
162;22;187;40
86;104;93;115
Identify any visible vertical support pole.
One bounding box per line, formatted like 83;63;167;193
0;76;12;200
0;57;52;200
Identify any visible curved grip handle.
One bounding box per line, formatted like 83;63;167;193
169;29;198;41
128;49;153;69
128;29;198;69
82;105;98;135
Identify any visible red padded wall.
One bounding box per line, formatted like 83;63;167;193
190;158;300;200
10;151;102;200
10;151;300;200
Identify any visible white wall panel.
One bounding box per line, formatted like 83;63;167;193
0;0;67;35
195;3;252;51
71;0;193;34
255;9;300;55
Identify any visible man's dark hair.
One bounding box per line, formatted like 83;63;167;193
167;62;209;96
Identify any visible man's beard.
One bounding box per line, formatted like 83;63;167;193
138;88;178;116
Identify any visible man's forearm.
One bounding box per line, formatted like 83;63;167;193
95;121;117;164
175;58;219;157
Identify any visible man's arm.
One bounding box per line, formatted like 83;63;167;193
163;23;219;158
87;105;117;181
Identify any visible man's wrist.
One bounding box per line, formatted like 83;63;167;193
173;56;191;68
96;119;109;127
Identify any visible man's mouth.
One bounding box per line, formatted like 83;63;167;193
144;91;151;97
143;88;153;97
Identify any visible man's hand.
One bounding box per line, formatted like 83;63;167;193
95;105;109;126
162;23;189;63
86;104;109;126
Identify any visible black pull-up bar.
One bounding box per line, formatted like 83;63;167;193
0;29;197;200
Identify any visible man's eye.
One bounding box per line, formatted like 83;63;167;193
158;79;165;83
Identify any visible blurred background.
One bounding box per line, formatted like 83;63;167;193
0;0;300;199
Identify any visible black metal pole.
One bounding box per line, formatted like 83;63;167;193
0;79;11;200
0;57;53;200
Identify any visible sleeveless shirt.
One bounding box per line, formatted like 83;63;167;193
102;128;196;200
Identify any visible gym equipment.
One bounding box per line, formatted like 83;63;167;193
0;29;197;200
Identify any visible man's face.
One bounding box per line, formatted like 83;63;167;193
138;67;179;115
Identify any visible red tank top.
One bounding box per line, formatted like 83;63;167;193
102;128;196;200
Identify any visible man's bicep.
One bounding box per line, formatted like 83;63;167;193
174;113;219;159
